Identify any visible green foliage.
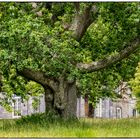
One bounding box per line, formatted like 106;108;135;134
0;2;140;104
129;62;140;110
1;67;44;98
25;81;44;96
0;3;79;79
130;62;140;96
32;97;39;111
0;101;12;112
78;2;140;102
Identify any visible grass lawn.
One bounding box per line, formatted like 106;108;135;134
0;114;140;138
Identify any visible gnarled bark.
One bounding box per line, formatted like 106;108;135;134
71;3;97;41
62;80;77;118
53;78;77;118
18;68;77;118
43;80;77;118
44;86;54;113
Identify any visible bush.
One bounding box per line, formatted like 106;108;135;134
15;112;79;127
15;113;46;125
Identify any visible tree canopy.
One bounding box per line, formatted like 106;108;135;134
0;2;140;117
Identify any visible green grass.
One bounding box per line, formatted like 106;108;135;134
0;113;140;138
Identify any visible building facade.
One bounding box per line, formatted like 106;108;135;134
77;82;139;118
0;93;45;119
94;97;138;118
76;96;138;119
0;81;139;119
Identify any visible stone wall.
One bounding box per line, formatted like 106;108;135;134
0;93;137;119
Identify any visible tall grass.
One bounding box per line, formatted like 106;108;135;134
0;113;140;138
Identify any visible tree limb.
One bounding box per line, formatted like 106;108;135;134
74;3;80;13
71;3;97;41
49;3;65;25
77;37;140;72
17;68;58;90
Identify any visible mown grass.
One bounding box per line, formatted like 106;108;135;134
0;113;140;138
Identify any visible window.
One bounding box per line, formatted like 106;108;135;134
133;109;137;117
12;97;21;118
116;107;122;119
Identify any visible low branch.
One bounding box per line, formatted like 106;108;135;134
17;68;58;90
77;37;140;72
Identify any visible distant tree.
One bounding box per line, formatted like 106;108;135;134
130;62;140;110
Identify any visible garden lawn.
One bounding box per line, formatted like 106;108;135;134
0;115;140;138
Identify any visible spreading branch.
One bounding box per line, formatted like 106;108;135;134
77;37;140;72
17;68;58;90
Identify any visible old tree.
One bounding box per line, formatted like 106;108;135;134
0;2;140;118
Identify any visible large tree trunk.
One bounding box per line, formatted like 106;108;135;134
44;86;54;113
63;80;77;118
44;79;77;118
18;69;77;118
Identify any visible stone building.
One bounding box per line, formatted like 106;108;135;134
0;81;139;119
94;97;137;118
0;92;45;119
77;82;139;118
